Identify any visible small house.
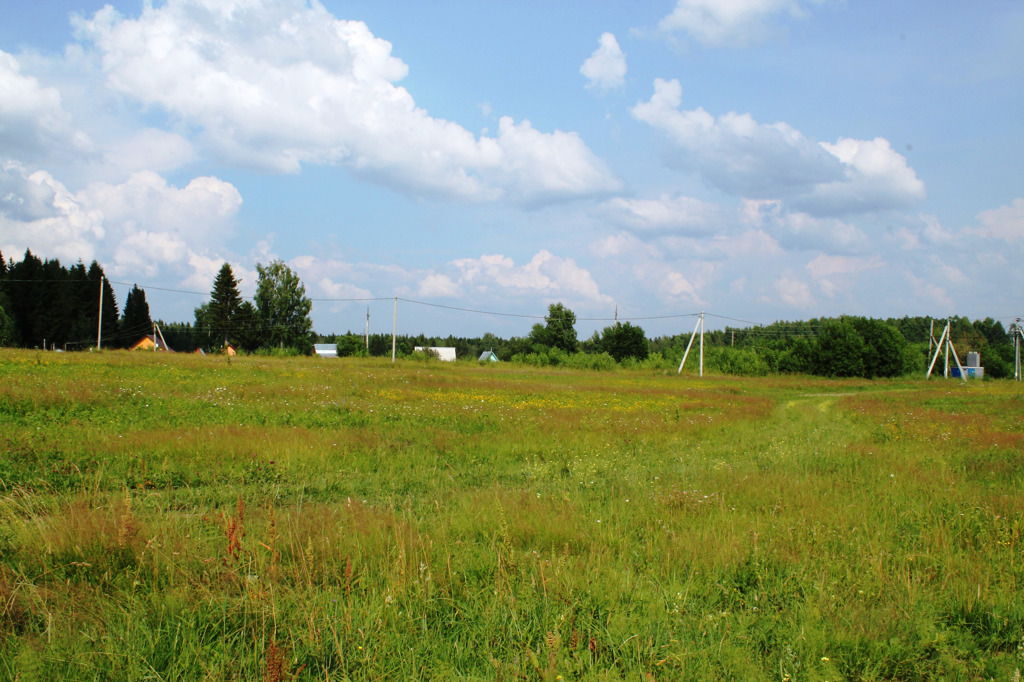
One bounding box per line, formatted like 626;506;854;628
414;346;457;361
129;335;173;352
478;350;500;362
314;344;339;358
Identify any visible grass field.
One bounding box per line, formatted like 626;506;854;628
0;349;1022;680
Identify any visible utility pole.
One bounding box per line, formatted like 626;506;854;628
926;318;966;382
1014;318;1022;381
677;311;705;377
944;318;950;379
365;308;370;351
96;276;104;350
391;296;397;363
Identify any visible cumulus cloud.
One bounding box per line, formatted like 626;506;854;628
74;0;620;203
288;255;401;301
103;128;196;178
417;273;461;299
742;199;869;253
774;274;815;308
969;198;1024;243
632;79;925;217
632;79;841;198
0;162;241;282
0;50;90;160
905;272;954;311
797;137;926;215
598;193;722;235
0;163;103;263
445;251;612;304
581;32;626;91
658;0;822;47
892;213;957;250
806;254;883;298
806;254;883;280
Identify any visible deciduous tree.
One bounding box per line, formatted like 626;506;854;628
599;321;649;362
529;303;578;353
255;260;313;353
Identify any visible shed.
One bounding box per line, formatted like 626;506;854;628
478;350;500;362
129;335;173;352
314;344;339;358
414;346;457;361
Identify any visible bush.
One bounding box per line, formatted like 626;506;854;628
563;352;617;371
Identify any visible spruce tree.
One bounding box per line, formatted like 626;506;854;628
197;262;244;348
121;285;153;344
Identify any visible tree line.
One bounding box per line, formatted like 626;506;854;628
1;249;1018;378
321;303;1020;380
0;251;314;354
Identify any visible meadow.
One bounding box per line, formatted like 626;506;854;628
0;349;1022;680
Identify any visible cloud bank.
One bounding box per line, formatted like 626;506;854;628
75;0;620;203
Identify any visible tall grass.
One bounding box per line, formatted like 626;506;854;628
0;349;1021;679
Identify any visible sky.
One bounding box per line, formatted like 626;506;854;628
1;0;1022;341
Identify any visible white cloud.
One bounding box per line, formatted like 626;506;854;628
632;78;841;198
0;50;89;160
86;171;241;246
658;0;822;47
969;198;1024;243
806;253;883;299
103;128;196;177
798;137;926;215
774;274;815;308
781;212;869;253
589;233;642;259
662;271;701;301
0;163;103;263
742;199;869;253
319;278;373;300
75;0;620;203
806;254;883;280
0;162;242;284
893;213;957;250
721;228;782;256
417;273;461;298
927;255;968;285
905;272;954;311
581;32;626;91
447;251;612;304
289;255;401;300
598;194;722;235
632;79;925;217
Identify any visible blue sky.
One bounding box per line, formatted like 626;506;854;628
1;0;1022;340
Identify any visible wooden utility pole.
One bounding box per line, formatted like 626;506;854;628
96;277;104;350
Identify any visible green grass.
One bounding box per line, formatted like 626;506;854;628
0;349;1022;680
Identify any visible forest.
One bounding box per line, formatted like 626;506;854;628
1;249;1019;379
